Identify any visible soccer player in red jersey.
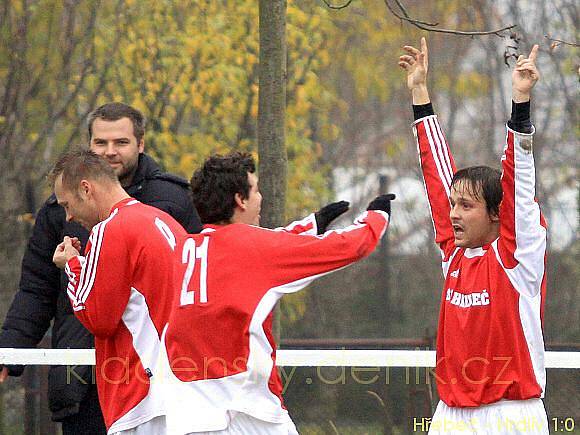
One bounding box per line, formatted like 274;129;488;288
399;38;548;434
160;152;396;434
51;149;188;434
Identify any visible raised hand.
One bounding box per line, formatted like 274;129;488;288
512;45;540;103
367;193;396;216
398;37;430;104
315;200;350;234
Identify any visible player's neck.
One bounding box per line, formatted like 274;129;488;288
98;185;131;221
484;224;500;245
469;226;499;248
229;209;244;225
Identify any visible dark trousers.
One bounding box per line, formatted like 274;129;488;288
61;383;106;435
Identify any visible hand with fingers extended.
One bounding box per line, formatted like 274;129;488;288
398;37;430;104
512;45;540;102
315;200;350;234
367;194;396;216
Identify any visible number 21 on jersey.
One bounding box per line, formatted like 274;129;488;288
181;237;209;306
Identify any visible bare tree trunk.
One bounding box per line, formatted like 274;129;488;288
258;0;287;229
258;0;287;342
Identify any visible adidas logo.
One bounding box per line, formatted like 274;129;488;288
450;269;460;278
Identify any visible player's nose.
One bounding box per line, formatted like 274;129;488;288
449;205;459;220
104;143;117;155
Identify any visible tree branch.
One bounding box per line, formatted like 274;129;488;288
392;0;439;26
320;0;355;10
384;0;516;37
545;34;580;48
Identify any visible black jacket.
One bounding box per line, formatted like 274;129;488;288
0;154;201;421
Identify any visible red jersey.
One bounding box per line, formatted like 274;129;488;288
65;198;187;432
414;115;547;407
161;210;389;433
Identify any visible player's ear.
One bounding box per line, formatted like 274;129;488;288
234;192;246;210
79;179;92;198
489;211;500;223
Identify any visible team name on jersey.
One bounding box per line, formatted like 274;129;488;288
445;288;490;308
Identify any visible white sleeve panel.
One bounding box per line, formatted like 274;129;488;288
497;126;547;298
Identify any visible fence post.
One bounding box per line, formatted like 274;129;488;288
24;367;39;435
40;365;57;434
0;382;4;434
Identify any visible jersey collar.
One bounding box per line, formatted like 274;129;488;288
110;197;138;215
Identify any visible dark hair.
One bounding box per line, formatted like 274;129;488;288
49;147;118;193
87;102;146;142
191;152;256;224
451;166;502;216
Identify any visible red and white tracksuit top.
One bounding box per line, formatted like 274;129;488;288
413;114;547;407
160;210;390;433
65;198;187;433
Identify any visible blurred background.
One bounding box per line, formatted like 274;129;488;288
0;0;577;433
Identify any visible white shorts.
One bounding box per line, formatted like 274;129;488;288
187;412;299;435
110;415;167;435
428;399;548;435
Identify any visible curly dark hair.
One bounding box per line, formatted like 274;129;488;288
87;102;146;143
451;165;503;217
191;152;256;224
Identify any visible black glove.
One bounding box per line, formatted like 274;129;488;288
366;193;396;216
314;200;350;234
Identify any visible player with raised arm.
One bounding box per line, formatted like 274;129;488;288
161;152;396;434
48;149;351;434
399;38;548;434
50;149;188;434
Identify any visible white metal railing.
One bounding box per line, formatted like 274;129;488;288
1;348;579;368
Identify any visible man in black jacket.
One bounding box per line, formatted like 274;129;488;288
0;103;202;434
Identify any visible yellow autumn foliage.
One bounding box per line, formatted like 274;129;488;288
1;0;502;326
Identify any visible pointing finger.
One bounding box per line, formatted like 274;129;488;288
528;44;539;62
